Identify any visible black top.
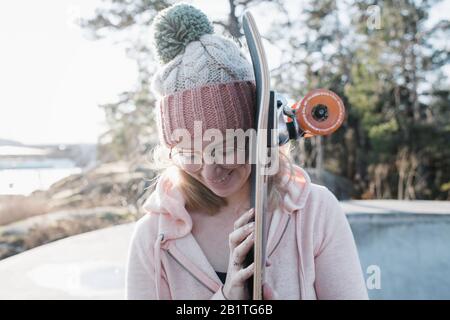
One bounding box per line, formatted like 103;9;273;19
216;271;227;284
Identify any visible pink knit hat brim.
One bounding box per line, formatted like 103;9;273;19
158;80;256;148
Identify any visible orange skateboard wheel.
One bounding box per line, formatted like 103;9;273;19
293;89;345;136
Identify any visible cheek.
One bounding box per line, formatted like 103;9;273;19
230;164;251;184
237;164;251;177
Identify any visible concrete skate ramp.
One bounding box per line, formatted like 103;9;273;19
0;200;449;299
0;223;133;299
343;200;450;300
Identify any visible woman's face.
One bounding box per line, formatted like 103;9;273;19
172;137;251;198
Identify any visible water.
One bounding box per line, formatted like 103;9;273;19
0;167;82;195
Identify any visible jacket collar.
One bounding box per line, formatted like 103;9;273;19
143;167;193;241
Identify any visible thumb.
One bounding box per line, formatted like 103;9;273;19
262;283;277;300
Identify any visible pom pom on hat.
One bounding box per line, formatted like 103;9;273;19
151;3;214;64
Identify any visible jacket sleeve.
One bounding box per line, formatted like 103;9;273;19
313;188;369;300
125;214;171;300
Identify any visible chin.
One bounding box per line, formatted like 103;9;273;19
202;166;251;198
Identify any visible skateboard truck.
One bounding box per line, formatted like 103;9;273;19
276;88;346;145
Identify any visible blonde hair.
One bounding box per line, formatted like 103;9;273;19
147;143;295;215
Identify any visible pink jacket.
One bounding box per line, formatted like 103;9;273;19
125;165;368;300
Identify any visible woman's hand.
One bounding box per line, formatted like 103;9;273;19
262;283;279;300
222;208;255;300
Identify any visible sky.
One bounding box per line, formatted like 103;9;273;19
0;0;448;145
0;0;137;145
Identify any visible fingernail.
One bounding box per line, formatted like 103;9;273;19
251;231;254;239
247;222;255;229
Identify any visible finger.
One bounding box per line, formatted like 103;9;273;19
232;231;254;266
233;208;255;230
229;222;254;249
263;283;277;300
234;262;254;284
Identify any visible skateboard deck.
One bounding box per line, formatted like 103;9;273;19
242;10;346;300
242;10;272;301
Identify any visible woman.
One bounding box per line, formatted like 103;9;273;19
125;3;368;300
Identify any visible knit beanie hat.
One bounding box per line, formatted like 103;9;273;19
150;3;256;148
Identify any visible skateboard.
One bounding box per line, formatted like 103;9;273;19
242;10;345;300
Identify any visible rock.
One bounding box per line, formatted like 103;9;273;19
43;160;157;213
0;207;135;260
